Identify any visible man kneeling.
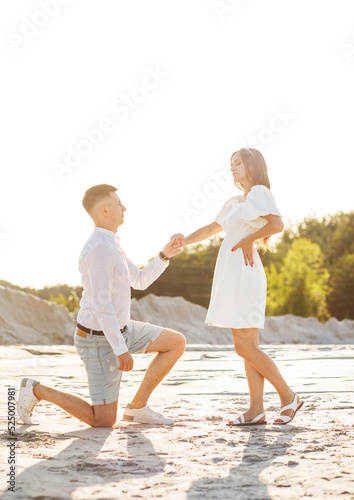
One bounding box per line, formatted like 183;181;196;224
18;184;185;427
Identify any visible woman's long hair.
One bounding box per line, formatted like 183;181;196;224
230;147;272;252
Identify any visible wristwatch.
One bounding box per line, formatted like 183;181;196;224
159;251;170;262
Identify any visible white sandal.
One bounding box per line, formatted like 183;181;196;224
274;394;304;425
227;412;267;426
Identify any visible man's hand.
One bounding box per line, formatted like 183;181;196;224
162;235;184;259
231;237;254;267
118;352;134;371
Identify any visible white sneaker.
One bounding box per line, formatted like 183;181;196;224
18;378;40;425
123;403;174;425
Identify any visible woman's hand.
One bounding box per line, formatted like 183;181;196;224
232;237;254;267
171;233;185;247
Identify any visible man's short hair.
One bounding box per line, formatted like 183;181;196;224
82;184;117;214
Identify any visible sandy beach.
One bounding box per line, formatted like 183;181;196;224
1;344;354;499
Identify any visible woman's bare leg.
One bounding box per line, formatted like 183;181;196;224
241;360;266;421
234;331;265;421
232;328;300;418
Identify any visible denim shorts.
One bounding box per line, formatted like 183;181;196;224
73;319;164;405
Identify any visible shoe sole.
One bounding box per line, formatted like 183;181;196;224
227;420;268;427
122;414;134;421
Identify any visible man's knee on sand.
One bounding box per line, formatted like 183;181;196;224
90;414;117;428
90;402;118;427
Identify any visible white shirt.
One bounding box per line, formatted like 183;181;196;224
77;227;169;355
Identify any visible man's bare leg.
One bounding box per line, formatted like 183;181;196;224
31;329;185;426
129;329;186;409
33;384;117;427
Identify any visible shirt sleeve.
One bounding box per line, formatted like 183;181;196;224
127;254;169;290
241;185;282;228
85;244;128;356
214;196;239;227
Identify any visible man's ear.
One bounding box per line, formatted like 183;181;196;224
99;204;109;217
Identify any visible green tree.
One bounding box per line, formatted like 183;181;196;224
327;253;354;319
49;293;67;308
265;263;287;315
266;238;331;321
48;291;80;312
264;211;354;319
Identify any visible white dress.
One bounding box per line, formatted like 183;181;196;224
205;184;282;330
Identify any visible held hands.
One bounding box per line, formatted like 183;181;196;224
231;237;254;267
170;233;185;250
162;233;184;259
171;233;185;245
118;351;134;371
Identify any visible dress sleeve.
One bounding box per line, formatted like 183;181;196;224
241;185;282;227
214;196;239;226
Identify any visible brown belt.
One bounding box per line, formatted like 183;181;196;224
76;323;126;339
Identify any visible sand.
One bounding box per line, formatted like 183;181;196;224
1;344;354;499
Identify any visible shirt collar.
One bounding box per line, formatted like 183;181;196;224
94;227;117;238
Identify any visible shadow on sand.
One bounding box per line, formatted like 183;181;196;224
187;425;305;500
1;423;168;500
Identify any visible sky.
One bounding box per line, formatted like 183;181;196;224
1;0;354;289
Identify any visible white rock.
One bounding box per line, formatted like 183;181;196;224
1;286;353;345
0;285;75;345
131;294;354;345
131;295;231;344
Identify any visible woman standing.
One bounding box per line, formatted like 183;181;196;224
174;148;303;425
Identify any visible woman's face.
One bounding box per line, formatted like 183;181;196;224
230;152;247;184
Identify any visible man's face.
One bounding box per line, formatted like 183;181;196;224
106;191;126;227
